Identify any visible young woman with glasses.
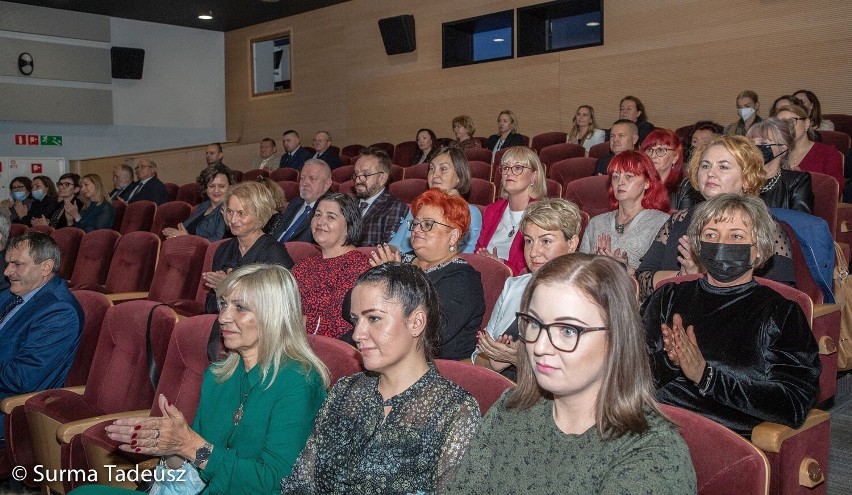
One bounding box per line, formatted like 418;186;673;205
33;173;83;229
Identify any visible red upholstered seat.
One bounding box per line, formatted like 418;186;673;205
270;167;299;182
119;200;157;234
545;179;562;198
820;130;850;156
231;170;243;183
404;162;429;180
10;223;27;240
163;182;178;202
150;201;193;240
285;241;320;265
339;155;351;167
808;172;839;235
588;141;611;160
111;200;125;230
465;178;496;206
175;183;203;206
389;178;429;204
337;180;356;196
28;225;54;235
530;131;568;153
277;180;299;202
538;142;585;167
308;334;363;385
434;359;514;414
341;144;365;159
171;238;228;317
393;140;418;166
95;232;160;295
389;164;404;183
463;147;492;164
493;147;509;168
369;142;395;157
563;175;614;217
458;253;512;331
69;229;120;290
242;168;270;182
331;164;354;184
468;160;492;181
550;157;597;189
50;227;85;280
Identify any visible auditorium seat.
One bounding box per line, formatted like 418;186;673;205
808;172;839;236
393;140;418;166
150;200;193;240
163;182;179;202
404;162;429;180
459;253;512;331
90;232;160;295
278;180;300;202
341;144;365;159
10;223;27;240
389;164;404;183
308;334;363;385
545;178;562;198
468;160;492;181
171;238;227;317
331;165;354;184
28;225;54;235
242;168;270;182
563;175;614;217
285;241;320;265
550;157;597;187
822;114;852;137
231;170;243;183
820;130;850;156
493;147;508;168
337;180;356;196
463;147;492;164
588;141;611;160
389;178;428;204
119;200;157;234
339;155;351;167
111;199;125;230
434;360;514;414
530;131;568;153
270;167;299;182
69;230;120;290
538;142;585;166
50;227;84;280
465;178;496;206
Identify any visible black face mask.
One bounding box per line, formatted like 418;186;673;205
755;144;787;165
699;241;753;283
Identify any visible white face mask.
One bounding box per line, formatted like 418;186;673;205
738;107;755;121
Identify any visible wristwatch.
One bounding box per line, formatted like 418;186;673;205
192;442;212;468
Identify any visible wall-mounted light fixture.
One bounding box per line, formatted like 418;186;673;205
18;53;34;75
198;11;213;20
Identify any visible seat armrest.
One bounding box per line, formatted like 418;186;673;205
0;386;85;414
106;292;150;303
813;303;839;319
751;409;830;453
56;409;150;444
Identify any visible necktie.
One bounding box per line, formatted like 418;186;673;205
0;296;24;325
278;205;312;242
359;201;369;216
127;182;143;200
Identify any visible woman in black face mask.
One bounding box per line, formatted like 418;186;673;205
641;194;820;436
746;118;814;213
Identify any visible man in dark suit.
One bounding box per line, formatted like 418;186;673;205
270;159;333;243
109;163;135;201
126;158;169;205
0;208;10;293
0;232;83;442
594;120;639;176
278;129;312;171
353;148;409;246
311;131;342;170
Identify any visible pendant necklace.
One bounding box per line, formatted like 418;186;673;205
614;214;636;235
233;375;260;426
507;209;523;237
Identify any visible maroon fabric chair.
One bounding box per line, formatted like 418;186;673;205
337;180;356;196
393;140;418;166
588;141;611;159
242;168;270;182
163;182;179;203
463;147;492;164
175;183;203;206
28;225;54;235
659;404;769;495
171;238;228;317
231;170;244;183
458;253;512;332
389;164;405;183
823;114;852;136
404;162;429;180
331;164;355;184
285;241;320;265
434;360;514;414
369;142;395;158
111;199;126;231
472;136;488;148
578;210;590;242
341;144;366;159
119;200;157;234
563;175;614;217
389;178;428;204
339;155;351;166
493;147;509;167
308;334;364;385
808;172;839;235
468;160;492;181
550;157;597;188
150;201;193;239
24;301;178;493
78;313;216;489
464;178;496;206
530;131;568;153
10;223;27;240
50;227;85;280
277;180;300;202
820;130;850;156
69;230;120;290
94;232;160;295
270;167;299;182
545;179;562;198
539;142;585;167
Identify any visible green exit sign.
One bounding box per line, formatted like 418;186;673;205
40;135;62;146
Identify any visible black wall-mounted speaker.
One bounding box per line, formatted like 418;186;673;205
111;47;145;79
378;15;416;55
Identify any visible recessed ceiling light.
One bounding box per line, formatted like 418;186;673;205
586;21;600;27
493;38;505;42
198;11;213;20
260;0;280;2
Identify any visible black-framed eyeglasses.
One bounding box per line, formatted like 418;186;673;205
57;182;75;188
515;312;607;352
782;117;805;125
352;171;386;182
408;219;453;232
644;147;675;158
499;164;532;176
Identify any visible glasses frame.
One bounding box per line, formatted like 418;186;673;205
644;147;675;158
515;311;607;352
352;171;386;182
57;182;75;188
499;164;532;176
407;218;454;232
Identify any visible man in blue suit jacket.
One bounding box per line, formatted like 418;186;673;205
0;232;83;442
278;129;312;171
126;158;169;205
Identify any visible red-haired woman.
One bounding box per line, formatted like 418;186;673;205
370;188;485;360
640;129;699;210
579;151;670;275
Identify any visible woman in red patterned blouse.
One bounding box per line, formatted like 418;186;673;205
292;192;371;339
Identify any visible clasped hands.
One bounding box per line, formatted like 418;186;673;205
476;331;517;372
660;313;706;384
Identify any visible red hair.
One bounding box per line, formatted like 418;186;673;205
411;188;471;235
607;150;670;212
640;129;683;195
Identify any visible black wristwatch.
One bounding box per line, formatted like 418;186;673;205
192;442;212;468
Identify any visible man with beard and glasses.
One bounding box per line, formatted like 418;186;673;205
351;148;408;247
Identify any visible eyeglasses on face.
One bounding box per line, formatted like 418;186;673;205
644;147;675;158
781;117;805;125
352;171;385;182
57;182;75;188
499;164;532;176
134;164;153;171
515;311;607;352
407;218;453;232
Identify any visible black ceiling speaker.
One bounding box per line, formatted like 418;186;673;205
378;15;416;55
111;47;145;79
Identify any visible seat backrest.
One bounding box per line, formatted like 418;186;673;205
270;167;299;182
164;182;179;202
50;227;85;280
148;235;209;304
120;200;157;234
285;241;321;265
754;277;813;326
308;334;363;385
819;130;851;155
550;157;597;188
242;168;270;182
539;142;585;167
404;162;429;180
465;178;496;206
67;290;113;387
69;229;120;289
823;113;852;137
176;183;203;206
393;140;418;166
337;180;356;196
341;144;365;158
28;225;54;235
459;253;512;331
468;160;492;181
151;314;216;425
111;199;126;230
150;201;193;240
545;179;562;198
434;359;514;415
808;172;839;237
331;165;355;184
578;210;590;241
389;178;428;204
277;180;299;202
531;131;568;153
463;147;492;164
83;301;178;414
493;147;509;167
369;142;395;158
563;175;614;217
588;141;611;159
104;231;160;294
389;164;404;183
9;224;26;240
172;238;228;317
658;403;769;495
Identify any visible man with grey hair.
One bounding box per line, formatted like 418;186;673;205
311;131;342;170
127;158;168;205
110;163;135;201
271;158;333;243
0;207;10;292
0;232;83;443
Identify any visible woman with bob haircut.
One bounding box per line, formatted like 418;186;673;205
66;174;115;232
164;163;233;241
450;115;482;150
793;89;833;131
282;262;480;494
640;128;696;210
474;198;581;380
635;135;795;299
371;188;485;360
76;264;329;495
203;181;293;313
292;192;371;339
36;173;82;229
448;254;696;493
411;128;439;165
475;146;548;275
484;110;526;155
643;194;820;436
775;104;844;188
746;117;813;213
580;150;670;273
567;104;605;152
390;147;482;253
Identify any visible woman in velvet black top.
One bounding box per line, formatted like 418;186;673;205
747;118;813;213
642;194;820;436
